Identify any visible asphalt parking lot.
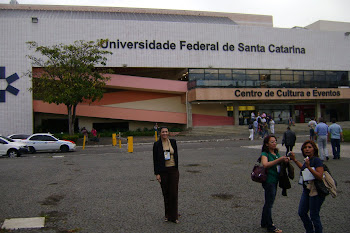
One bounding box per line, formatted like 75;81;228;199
0;136;349;233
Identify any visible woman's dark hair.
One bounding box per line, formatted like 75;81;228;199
261;135;278;153
301;140;319;158
159;126;169;132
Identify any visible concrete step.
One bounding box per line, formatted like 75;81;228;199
183;121;350;136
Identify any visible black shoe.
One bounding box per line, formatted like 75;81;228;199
282;189;287;196
326;157;329;161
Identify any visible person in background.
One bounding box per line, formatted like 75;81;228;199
251;111;256;121
282;126;296;156
279;113;282;123
154;123;159;133
289;141;325;233
257;112;262;123
254;119;259;136
288;117;295;126
248;120;254;141
270;118;275;134
314;117;329;161
261;116;268;138
266;113;271;129
153;126;180;223
260;135;289;233
308;117;317;141
328;118;343;159
90;128;99;142
81;127;89;143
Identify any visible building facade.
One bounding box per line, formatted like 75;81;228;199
1;4;350;134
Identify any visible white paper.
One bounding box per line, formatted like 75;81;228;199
302;167;316;181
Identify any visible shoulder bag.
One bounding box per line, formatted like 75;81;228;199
251;157;268;183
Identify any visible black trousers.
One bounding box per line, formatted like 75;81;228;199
285;145;294;155
160;167;179;222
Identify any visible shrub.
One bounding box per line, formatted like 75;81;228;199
343;129;350;142
170;127;183;132
62;134;80;143
53;133;80;143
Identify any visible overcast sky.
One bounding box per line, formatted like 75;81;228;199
1;0;350;28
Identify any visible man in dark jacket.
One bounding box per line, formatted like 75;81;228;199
282;126;296;156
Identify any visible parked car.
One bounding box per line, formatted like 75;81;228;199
0;136;29;157
7;134;30;142
23;133;76;153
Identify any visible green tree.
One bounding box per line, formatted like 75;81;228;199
27;40;113;135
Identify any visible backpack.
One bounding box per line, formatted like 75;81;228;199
314;164;337;198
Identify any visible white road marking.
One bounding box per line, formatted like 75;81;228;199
1;217;45;230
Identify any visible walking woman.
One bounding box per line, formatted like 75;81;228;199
153;126;180;223
261;135;289;233
289;140;325;233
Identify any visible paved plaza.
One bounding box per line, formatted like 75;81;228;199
0;131;350;232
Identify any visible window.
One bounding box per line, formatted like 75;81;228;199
41;135;57;141
0;139;7;144
219;69;232;80
304;71;314;87
30;135;42;141
188;69;204;81
187;69;348;88
204;69;218;80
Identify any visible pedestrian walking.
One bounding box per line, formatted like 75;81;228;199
153;126;180;223
314;117;329;161
289;140;325;233
328;118;343;159
251;111;255;121
253;119;259;136
282;126;296;156
308;117;317;141
248;120;254;140
269;119;275;134
261;116;268;137
260;135;289;233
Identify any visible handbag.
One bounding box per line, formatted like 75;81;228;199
314;164;337;198
251;157;268;183
314;178;329;197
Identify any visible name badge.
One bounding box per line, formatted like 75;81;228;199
164;151;170;160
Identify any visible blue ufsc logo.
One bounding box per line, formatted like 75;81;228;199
0;67;20;102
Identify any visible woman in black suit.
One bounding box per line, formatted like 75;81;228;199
153;126;179;223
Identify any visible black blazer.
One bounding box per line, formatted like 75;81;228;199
153;139;178;175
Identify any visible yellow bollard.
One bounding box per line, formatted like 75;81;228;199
119;139;122;148
82;135;86;150
127;136;133;153
112;133;117;146
155;131;157;141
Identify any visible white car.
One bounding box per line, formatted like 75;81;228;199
23;133;76;153
0;136;29;157
7;134;30;142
